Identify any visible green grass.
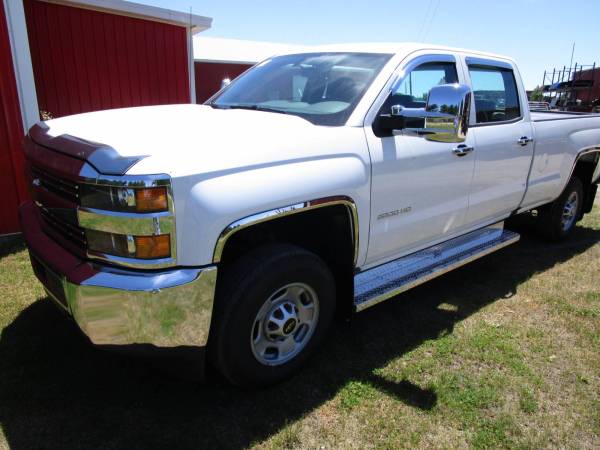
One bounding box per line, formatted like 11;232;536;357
1;203;599;449
519;386;538;414
338;380;378;410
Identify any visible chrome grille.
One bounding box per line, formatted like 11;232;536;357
31;165;80;203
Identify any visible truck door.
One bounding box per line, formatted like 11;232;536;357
363;53;476;266
460;57;534;227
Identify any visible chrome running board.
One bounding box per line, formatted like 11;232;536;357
354;223;520;312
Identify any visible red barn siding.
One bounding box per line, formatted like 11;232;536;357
23;0;190;119
0;1;28;234
195;61;252;103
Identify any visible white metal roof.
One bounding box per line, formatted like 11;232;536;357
193;39;515;65
193;36;304;64
292;42;514;63
50;0;212;33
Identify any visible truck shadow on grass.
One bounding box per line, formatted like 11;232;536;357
1;224;599;449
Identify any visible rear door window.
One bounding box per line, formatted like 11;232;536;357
468;65;521;124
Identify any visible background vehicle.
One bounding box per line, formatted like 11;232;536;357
528;101;550;111
20;43;600;386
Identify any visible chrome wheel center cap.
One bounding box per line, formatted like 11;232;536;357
251;282;320;366
266;301;299;339
282;318;297;335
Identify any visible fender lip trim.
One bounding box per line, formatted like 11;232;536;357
212;195;359;266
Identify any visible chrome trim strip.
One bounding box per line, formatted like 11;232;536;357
78;208;174;236
92;174;173;187
86;251;175;269
469;117;524;128
212;195;360;265
81;265;213;291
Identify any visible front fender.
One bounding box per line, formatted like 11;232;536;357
173;156;370;267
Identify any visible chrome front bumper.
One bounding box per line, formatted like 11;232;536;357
20;202;217;349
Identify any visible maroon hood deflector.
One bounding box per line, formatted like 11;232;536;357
28;123;147;176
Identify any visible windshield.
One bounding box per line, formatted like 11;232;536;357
208;52;392;126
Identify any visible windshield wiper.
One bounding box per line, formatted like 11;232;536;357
208;102;228;109
217;104;289;115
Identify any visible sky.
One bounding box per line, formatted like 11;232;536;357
140;0;600;90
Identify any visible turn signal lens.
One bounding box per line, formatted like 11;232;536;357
135;187;168;212
134;234;170;259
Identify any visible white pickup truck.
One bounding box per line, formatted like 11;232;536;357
20;43;600;386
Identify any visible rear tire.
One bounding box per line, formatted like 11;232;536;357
538;177;584;241
209;243;335;387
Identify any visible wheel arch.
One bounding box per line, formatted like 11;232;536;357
213;195;359;315
569;148;600;215
212;195;359;265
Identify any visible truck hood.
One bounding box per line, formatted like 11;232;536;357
36;104;361;177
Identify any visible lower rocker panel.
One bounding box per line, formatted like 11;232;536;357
354;222;520;312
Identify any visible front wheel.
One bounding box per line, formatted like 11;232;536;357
538;177;584;241
209;244;335;387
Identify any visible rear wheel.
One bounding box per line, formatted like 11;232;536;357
538;177;584;241
209;243;335;387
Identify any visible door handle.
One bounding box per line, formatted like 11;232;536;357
517;136;534;146
452;144;474;157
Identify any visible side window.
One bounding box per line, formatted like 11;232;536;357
379;61;458;129
468;65;521;123
392;62;459;108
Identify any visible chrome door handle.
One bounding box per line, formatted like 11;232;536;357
452;144;474;157
517;136;534;146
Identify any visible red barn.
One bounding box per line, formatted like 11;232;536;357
0;0;211;235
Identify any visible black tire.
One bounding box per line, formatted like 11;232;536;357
538;176;584;241
209;243;336;387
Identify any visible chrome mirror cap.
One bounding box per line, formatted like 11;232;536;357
424;83;471;143
390;83;472;143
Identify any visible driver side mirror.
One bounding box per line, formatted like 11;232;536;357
375;83;472;143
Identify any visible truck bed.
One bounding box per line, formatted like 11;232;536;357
520;110;600;211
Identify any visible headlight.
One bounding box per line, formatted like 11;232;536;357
86;229;171;259
77;177;175;266
80;185;168;213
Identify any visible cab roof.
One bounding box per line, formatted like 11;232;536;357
279;42;515;64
